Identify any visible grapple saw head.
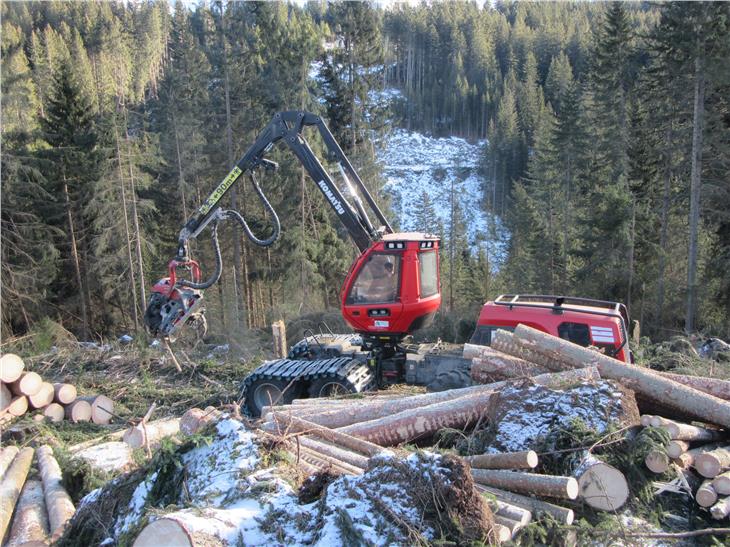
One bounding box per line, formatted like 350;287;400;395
143;260;207;339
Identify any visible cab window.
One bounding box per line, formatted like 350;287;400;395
558;322;591;347
346;254;400;304
419;251;438;298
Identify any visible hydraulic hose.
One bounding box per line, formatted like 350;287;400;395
178;221;223;290
225;173;281;247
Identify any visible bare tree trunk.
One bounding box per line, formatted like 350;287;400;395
656;125;673;326
627;199;636;314
686;26;706;334
63;179;89;338
126;123;147;310
173;113;188;222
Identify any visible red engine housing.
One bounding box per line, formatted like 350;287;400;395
340;232;441;337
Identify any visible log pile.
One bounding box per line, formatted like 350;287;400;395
0;352;114;427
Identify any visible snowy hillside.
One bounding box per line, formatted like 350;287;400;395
378;129;508;264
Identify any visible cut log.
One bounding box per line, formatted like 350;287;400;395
297;445;364;475
493;500;532;526
513;324;730;429
696;480;718;507
661;372;730;401
694;446;730;478
476;485;574;524
465;450;538;470
493;515;525;539
123;418;181;449
302;367;599;429
469;346;548;383
74;441;135;474
0;353;24;383
53;383;77;405
667;440;690;459
674;452;694;470
297;436;369;470
712;471;730;495
493;523;511;543
338;368;600;446
0;445;20;478
77;395;114;425
1;383;11;411
471;469;579;500
0;447;34;541
645;450;670;474
3;395;28;417
43;403;65;423
133;516;223;547
270;413;385;457
9;372;42;397
710;496;730;520
659;420;725;442
640;415;654;427
28;382;55;409
572;452;629;511
7;479;50;546
180;407;223;436
491;330;574;371
37;445;75;540
64;400;92;423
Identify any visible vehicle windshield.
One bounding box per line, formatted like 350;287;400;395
346;254;400;304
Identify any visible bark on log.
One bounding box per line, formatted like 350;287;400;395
28;382;55;409
37;445;75;540
43;403;65;423
694;446;730;478
123;418;181;449
572;452;629;511
513;324;730;428
0;447;34;541
338;368;600;447
0;446;20;479
660;372;730;401
77;395;114;425
667;441;690;459
3;395;28;417
465;450;538;470
476;485;574;524
180;407;223;436
270;413;386;457
710;496;730;520
53;383;77;405
9;372;42;397
0;353;24;383
697;480;718;507
7;479;49;546
271;320;287;359
297;436;369;470
659;420;725;442
1;383;11;411
64;400;92;423
712;471;730;496
493;500;532;526
491;330;573;371
471;469;579;500
493;515;525;539
297;445;364;475
645;450;670;474
74;442;135;474
469;346;548;383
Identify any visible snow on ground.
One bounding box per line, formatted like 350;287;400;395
378;128;508;265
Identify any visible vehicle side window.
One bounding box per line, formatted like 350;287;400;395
419;251;438;298
346;254;401;304
470;325;515;345
558;322;591;347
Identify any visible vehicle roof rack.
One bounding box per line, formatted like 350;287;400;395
493;294;630;328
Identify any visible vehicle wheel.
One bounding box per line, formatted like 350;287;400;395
242;378;302;418
426;363;472;392
307;378;356;399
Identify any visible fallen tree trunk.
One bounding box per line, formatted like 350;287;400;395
710;497;730;520
28;382;55;409
465;450;538;470
53;383;77;405
297;436;369;470
77;395;114;425
297;445;364;475
572;452;629;511
338;368;600;447
0;447;34;541
513;324;730;429
468;346;548;383
37;445;76;540
0;353;24;383
9;372;42;397
43;403;65;423
0;445;20;478
270;413;385;457
123;418;181;449
491;330;573;371
660;372;730;401
74;441;135;474
64;400;92;423
180;407;223;436
659;420;724;442
7;479;49;546
471;469;579;500
694;446;730;478
696;480;718;507
476;485;574;525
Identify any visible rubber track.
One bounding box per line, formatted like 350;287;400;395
240;356;375;405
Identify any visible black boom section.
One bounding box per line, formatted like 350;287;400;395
176;111;392;258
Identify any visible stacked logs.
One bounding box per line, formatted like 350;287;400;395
0;444;76;544
0;353;114;426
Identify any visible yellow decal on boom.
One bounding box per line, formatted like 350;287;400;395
198;166;243;216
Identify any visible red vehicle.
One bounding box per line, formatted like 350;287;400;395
471;294;634;363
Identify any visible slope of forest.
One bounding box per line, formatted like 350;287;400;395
1;0;729;342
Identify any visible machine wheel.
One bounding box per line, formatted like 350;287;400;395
426;363;472;392
307;378;356;398
243;378;302;417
